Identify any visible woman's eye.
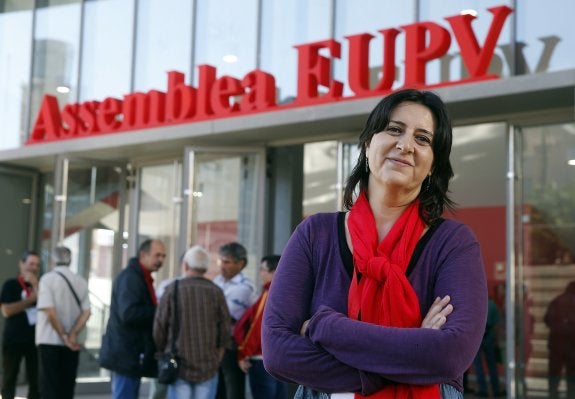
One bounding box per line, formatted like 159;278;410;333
416;135;432;145
387;126;401;134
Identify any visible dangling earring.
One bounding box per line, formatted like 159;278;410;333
425;175;432;191
365;157;369;173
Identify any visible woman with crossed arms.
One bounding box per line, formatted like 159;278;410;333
262;89;487;399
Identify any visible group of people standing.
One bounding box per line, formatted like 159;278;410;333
1;247;90;399
98;239;287;399
1;240;285;399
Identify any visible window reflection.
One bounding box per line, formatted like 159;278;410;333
260;0;332;103
449;123;508;395
450;122;507;289
31;1;81;136
0;1;33;148
334;0;414;95
138;162;182;282
303;141;338;216
521;123;575;397
134;0;192;91
194;0;258;82
80;0;134;101
516;1;575;74
184;151;264;284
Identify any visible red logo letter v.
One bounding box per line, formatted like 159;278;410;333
445;5;513;78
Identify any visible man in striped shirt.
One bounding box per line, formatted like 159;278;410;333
153;245;231;399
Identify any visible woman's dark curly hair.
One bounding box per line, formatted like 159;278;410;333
343;88;455;225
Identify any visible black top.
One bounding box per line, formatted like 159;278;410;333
0;278;36;346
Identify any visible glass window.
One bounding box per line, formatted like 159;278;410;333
334;0;414;95
183;150;265;283
30;0;82;137
449;122;507;395
42;172;55;260
449;122;507;290
303;141;338;217
137;162;182;282
133;0;193;91
0;1;34;149
339;140;361;209
419;0;513;85
194;0;258;83
79;0;134;101
260;0;333;104
516;1;575;74
43;159;128;379
519;123;575;398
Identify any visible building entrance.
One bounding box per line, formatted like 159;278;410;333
181;147;266;282
49;155;128;378
514;122;575;399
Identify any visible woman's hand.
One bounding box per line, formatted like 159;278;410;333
302;296;452;334
421;295;453;329
238;358;251;373
300;319;310;336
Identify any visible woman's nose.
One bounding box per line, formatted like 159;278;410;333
396;135;414;152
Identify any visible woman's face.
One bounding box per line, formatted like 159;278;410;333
366;101;435;196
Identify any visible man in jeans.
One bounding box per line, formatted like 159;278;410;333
99;239;167;399
154;245;230;399
35;246;91;399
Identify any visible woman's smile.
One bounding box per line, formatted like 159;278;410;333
386;156;414;167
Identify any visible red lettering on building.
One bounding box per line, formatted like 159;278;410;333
346;29;400;95
30;96;63;142
445;6;513;78
294;39;344;104
28;5;512;144
402;22;452;86
166;71;197;122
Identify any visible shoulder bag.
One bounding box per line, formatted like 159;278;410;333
158;279;180;384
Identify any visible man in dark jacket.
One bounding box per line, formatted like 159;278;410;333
99;239;167;399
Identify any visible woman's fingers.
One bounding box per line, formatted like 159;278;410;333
421;295;452;329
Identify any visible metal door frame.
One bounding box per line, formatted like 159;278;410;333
180;146;266;263
52;154;128;274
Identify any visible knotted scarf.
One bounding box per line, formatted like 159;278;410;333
348;192;440;399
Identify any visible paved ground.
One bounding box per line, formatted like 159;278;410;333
15;379;151;398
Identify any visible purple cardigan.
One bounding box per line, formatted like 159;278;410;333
262;212;487;395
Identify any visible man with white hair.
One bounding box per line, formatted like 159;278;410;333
154;245;231;399
35;246;91;399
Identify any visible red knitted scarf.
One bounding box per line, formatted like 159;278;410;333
348;192;440;399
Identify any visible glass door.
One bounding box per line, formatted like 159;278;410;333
51;155;128;379
515;123;575;399
181;147;266;284
338;140;361;209
136;160;183;282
